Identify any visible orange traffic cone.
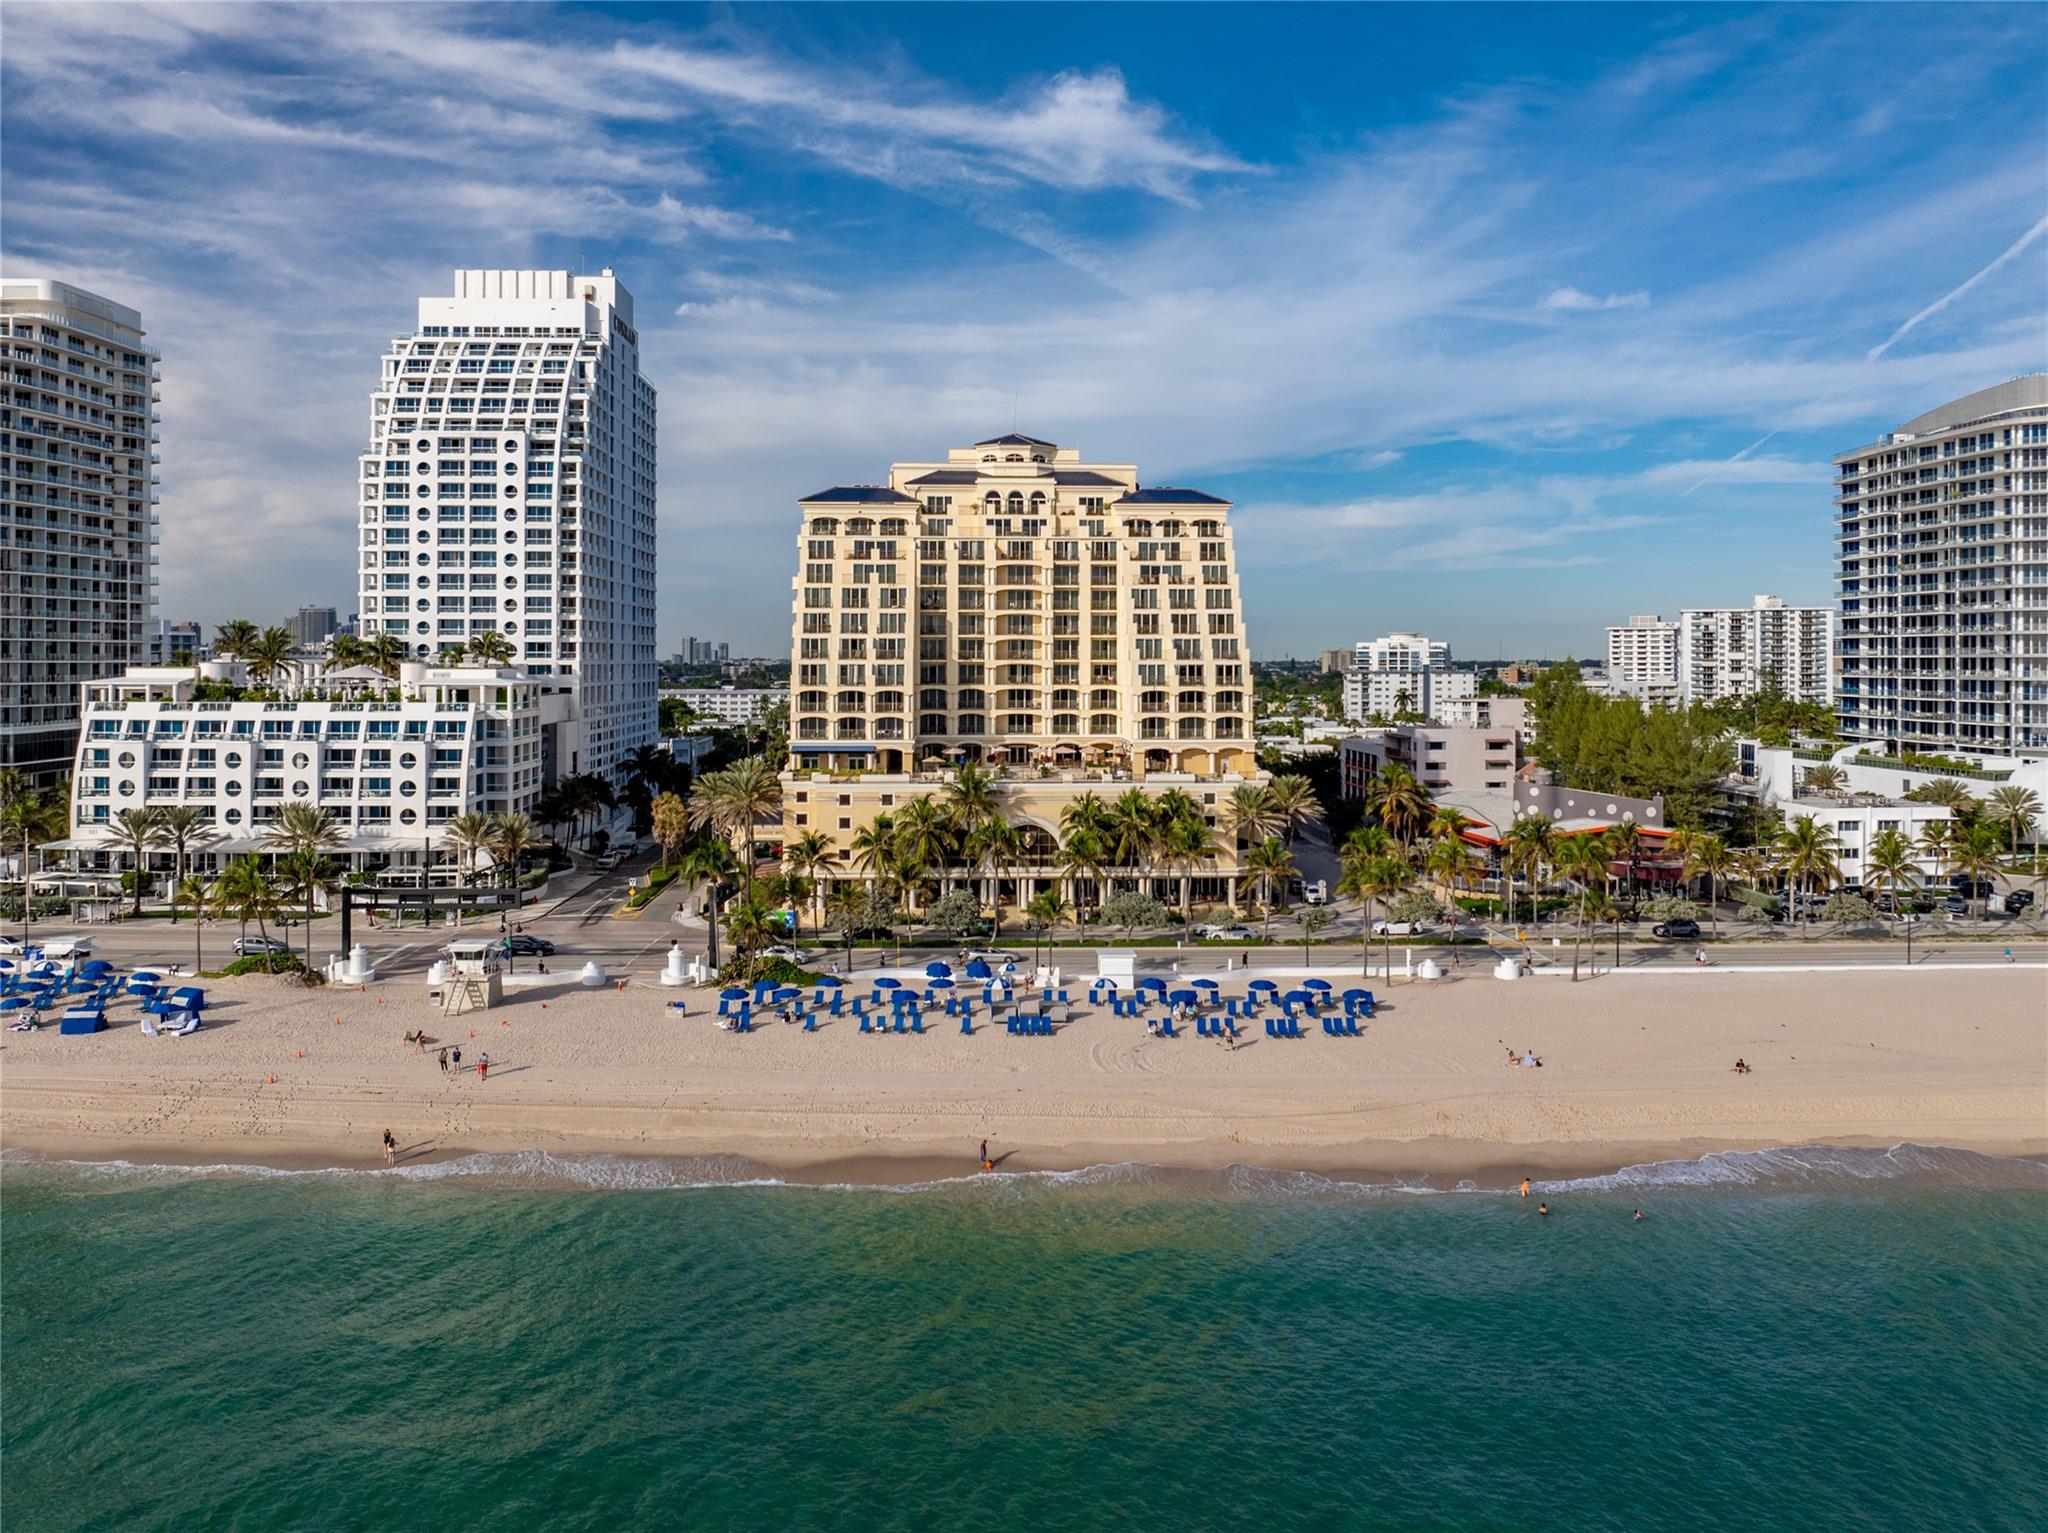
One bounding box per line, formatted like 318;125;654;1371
267;1075;276;1084
296;1049;304;1058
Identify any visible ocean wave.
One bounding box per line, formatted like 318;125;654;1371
6;1142;2043;1199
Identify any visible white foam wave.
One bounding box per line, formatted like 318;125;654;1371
1539;1142;2048;1194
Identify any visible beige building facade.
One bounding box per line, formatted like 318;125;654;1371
780;434;1265;906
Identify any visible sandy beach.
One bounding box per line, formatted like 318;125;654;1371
2;965;2042;1182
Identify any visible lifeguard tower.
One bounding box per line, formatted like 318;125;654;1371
430;939;505;1015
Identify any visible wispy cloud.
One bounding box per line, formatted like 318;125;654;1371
1541;286;1651;312
1866;214;2048;360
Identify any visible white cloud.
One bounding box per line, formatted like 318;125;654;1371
1541;286;1651;311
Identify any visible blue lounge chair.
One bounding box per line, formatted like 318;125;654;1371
1159;1016;1178;1038
1038;1016;1053;1036
911;1015;925;1034
859;1016;873;1033
803;1013;817;1031
960;1015;973;1035
1344;1016;1362;1036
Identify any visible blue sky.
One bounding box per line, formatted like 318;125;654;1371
6;2;2044;659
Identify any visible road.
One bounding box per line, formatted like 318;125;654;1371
11;843;2042;981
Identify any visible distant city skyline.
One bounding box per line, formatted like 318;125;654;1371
3;3;2043;658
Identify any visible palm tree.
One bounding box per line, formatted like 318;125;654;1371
1364;765;1433;846
109;806;167;917
1865;828;1916;934
893;797;956;906
1219;783;1283;852
243;625;297;688
723;897;779;970
174;874;210;975
443;810;498;924
1106;788;1161;900
1772;814;1841;937
1338;854;1411;980
466;629;515;666
783;830;835;935
1423;834;1478;907
490;813;539;892
1024;888;1069;966
688;757;781;888
1267;774;1323;845
1681;832;1735;937
1551;835;1611;980
212;855;281;969
265;801;344;958
1909;778;1978;818
1915;819;1954;886
849;813;898;892
1157;807;1217;925
273;849;337;965
939;760;1002;831
154;805;221;925
1984;785;2042;856
329;632;369;668
679;839;744;967
1242;837;1297;937
1947;821;2003;917
1501;816;1556;932
962;815;1023;937
1801;762;1846;796
650;792;689;871
212;618;259;660
0;771;64;943
1057;825;1109;923
368;632;407;678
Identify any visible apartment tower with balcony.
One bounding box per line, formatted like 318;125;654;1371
0;279;161;784
355;269;658;783
780;434;1264;906
1677;595;1834;705
1835;375;2048;756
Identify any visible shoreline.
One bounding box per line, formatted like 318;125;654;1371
7;1132;2047;1192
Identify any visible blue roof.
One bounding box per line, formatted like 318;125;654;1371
904;470;980;486
801;486;917;504
1051;470;1125;486
1116;487;1230;506
975;433;1055;447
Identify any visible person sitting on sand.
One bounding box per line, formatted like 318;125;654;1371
1733;1057;1750;1074
1146;1017;1160;1036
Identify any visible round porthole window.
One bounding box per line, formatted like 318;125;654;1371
118;750;136;768
504;486;518;498
224;752;242;768
415;553;430;566
400;808;419;826
415;622;430;636
224;781;241;797
292;781;309;796
293;752;310;769
416;575;430;589
504;508;517;521
415;599;429;612
504;576;518;589
504;463;518;475
416;486;430;498
399;780;418;798
504;622;518;634
118;780;135;796
399;752;417;769
224;808;242;825
416;438;432;452
503;440;518;453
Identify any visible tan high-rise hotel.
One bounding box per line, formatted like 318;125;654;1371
781;433;1266;907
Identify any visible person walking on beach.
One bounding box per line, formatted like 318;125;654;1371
438;1047;448;1074
1519;1177;1532;1199
980;1138;989;1167
478;1052;490;1082
451;1046;462;1072
382;1130;396;1167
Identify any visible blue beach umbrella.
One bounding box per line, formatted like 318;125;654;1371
720;987;747;1000
875;977;903;989
1302;978;1332;992
1136;975;1168;993
1191;977;1219;990
925;961;952;978
812;975;844;987
965;959;991;980
1247;978;1279;993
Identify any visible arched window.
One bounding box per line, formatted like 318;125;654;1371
1006;491;1024;514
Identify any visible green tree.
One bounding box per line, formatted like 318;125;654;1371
1947;821;2003;916
782;830;835;934
1680;832;1735;938
679;839;744;966
490;814;539;890
109;807;168;917
1501;816;1556;931
466;629;515;666
243;625;298;687
1338;853;1410;980
211;855;281;969
1864;828;1916;933
1100;890;1168;938
1241;837;1297;937
1551;835;1612;980
265;802;345;959
0;771;64;943
650;792;689;870
443;811;498;922
1772;814;1841;937
174;874;210;976
1984;785;2042;856
1363;765;1433;847
154;805;221;924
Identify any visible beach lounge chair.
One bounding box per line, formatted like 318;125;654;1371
1264;1018;1277;1038
893;1015;907;1034
803;1013;817;1031
910;1014;925;1034
1159;1015;1178;1038
168;1012;200;1036
140;1013;162;1038
1344;1016;1362;1037
960;1014;973;1035
859;1016;873;1033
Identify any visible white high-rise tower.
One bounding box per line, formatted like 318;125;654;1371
1;279;161;785
356;269;657;782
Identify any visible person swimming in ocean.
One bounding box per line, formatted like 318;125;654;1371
1632;1209;1645;1222
1537;1203;1550;1217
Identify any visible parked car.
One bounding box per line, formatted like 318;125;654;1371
1301;879;1329;907
594;849;631;872
1370;920;1432;937
505;935;556;957
1941;895;1971;916
233;934;291;956
961;948;1023;967
1195;924;1260;942
2005;890;2036;914
761;944;806;963
1651;919;1701;940
1949;876;1995;899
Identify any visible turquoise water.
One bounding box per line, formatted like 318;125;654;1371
5;1146;2045;1532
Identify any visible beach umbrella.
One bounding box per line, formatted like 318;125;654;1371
1169;989;1198;1005
875;977;902;989
1284;990;1315;1006
130;970;161;982
1342;988;1370;1002
1190;977;1218;989
965;959;991;980
1302;978;1332;991
925;960;953;978
927;977;955;990
0;997;29;1013
1247;978;1278;992
1136;975;1168;993
812;975;844;987
720;987;747;1000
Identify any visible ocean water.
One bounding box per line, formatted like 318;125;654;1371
4;1147;2044;1533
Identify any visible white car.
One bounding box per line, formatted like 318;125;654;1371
961;949;1023;967
762;944;806;963
1195;924;1259;942
1370;920;1432;937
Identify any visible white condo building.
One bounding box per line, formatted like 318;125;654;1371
59;659;564;885
356;269;658;783
1342;632;1475;723
1677;596;1834;704
1;279;161;785
1836;375;2048;756
1604;614;1680;702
